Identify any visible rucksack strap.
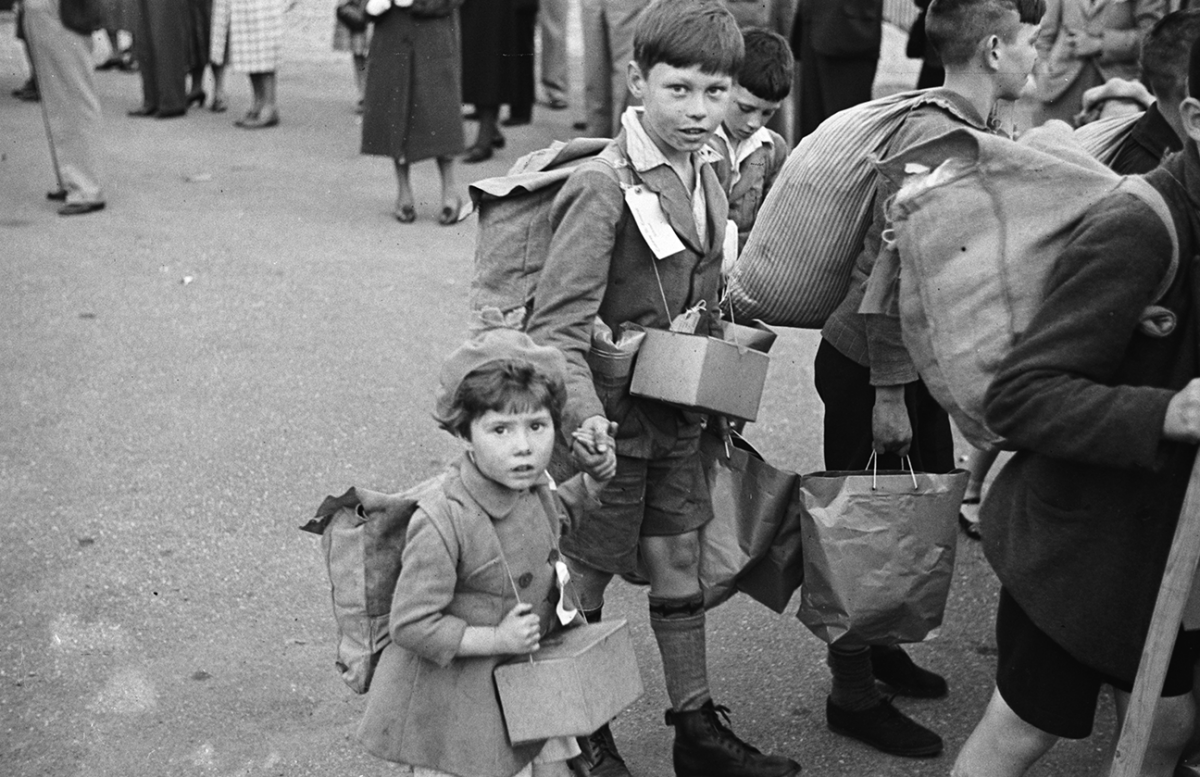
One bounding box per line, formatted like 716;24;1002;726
1117;176;1180;303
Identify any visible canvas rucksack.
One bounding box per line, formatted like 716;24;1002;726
301;475;445;694
468;138;634;323
881;122;1179;449
725;88;977;329
1074;111;1142;167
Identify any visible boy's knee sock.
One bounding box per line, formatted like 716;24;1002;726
649;593;711;713
828;644;881;712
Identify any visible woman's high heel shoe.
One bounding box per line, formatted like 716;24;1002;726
187;89;206;108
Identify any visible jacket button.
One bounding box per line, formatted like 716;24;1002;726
518;572;533;589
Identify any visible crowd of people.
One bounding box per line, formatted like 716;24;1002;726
14;0;1200;775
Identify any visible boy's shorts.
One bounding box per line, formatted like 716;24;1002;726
559;430;713;575
995;587;1199;740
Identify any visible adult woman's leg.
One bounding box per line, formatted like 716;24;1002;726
393;157;414;223
435;155;462;225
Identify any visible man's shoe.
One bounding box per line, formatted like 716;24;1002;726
825;696;942;758
574;724;632;777
666;701;801;777
57;201;106;217
870;646;948;698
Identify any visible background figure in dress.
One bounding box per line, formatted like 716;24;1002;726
332;4;370;113
187;0;214;109
360;1;466;225
96;0;136;71
1032;0;1165;125
22;0;107;215
210;0;285;128
460;0;538;163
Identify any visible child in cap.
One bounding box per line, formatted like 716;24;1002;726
526;2;800;776
357;328;615;777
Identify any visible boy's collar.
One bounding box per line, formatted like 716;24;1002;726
715;124;774;163
458;452;546;521
621;106;723;174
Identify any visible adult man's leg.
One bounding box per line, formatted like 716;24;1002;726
538;0;570;108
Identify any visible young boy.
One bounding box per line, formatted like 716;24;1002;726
809;0;1043;759
951;33;1200;777
526;2;801;777
713;27;793;255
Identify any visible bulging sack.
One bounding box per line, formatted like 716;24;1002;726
301;476;445;693
725;89;974;328
796;464;967;646
883;122;1178;448
469;138;627;323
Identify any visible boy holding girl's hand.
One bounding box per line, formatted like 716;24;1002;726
527;2;800;776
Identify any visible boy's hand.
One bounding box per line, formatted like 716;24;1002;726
494;603;541;654
1066;30;1103;58
572;417;618;481
872;385;912;456
1164;379;1200;443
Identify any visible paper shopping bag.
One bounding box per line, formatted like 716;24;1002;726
699;430;800;609
796;466;968;645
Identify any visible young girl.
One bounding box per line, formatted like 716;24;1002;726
357;328;616;777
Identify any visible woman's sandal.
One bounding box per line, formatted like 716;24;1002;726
437;197;464;226
394;204;416;224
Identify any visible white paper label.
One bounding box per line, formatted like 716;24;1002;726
721;219;739;278
625;185;686;260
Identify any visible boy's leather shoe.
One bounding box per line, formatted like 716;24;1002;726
825;696;942;758
870;646;948;698
574;723;632;777
666;700;801;777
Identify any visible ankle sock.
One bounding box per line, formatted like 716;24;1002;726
649;592;711;713
828;645;882;712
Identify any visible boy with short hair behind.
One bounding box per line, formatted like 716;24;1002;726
809;0;1044;759
526;2;801;776
713;27;793;253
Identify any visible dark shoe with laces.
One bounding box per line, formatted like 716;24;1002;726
870;645;948;699
573;723;632;777
666;700;801;777
825;696;942;758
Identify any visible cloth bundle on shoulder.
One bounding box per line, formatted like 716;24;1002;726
1074;112;1143;167
724;88;973;328
301;476;445;693
796;462;968;645
881;121;1178;448
469;138;630;324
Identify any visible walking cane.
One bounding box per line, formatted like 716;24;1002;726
23;6;65;195
1109;450;1200;777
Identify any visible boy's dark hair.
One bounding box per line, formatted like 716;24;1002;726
738;28;794;103
435;359;566;441
633;0;744;78
926;0;1045;67
1144;10;1200;104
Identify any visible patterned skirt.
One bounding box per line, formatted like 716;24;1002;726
210;0;283;73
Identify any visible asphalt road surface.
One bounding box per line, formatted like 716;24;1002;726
1;4;1116;776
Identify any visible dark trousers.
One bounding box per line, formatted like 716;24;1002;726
797;47;877;139
135;0;189;113
813;339;955;474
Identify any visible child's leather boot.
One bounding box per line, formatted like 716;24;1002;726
665;700;801;777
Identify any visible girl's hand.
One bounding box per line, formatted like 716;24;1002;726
494;602;541;654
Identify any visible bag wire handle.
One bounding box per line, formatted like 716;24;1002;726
867;451;919;490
